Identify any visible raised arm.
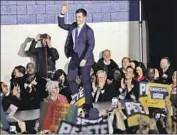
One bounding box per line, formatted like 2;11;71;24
58;3;71;31
28;34;41;55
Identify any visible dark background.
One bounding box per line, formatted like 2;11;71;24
142;0;177;69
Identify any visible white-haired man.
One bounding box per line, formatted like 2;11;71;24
92;70;117;103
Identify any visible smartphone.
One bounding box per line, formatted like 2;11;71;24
112;97;118;108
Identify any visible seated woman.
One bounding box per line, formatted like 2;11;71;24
135;62;147;82
53;69;72;103
0;81;20;111
44;81;68;104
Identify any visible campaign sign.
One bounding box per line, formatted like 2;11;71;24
124;101;148;127
76;116;104;125
147;83;172;108
58;120;109;134
139;82;172;109
71;88;85;107
139;82;148;97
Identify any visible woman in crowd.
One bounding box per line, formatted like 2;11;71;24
110;68;122;92
135;62;147;82
53;69;72;102
10;65;26;92
0;82;20;111
44;81;68;104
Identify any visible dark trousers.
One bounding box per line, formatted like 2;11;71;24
67;53;93;105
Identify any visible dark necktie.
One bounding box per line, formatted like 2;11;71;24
74;26;79;53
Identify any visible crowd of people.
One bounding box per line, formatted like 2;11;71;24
0;46;177;133
0;4;177;134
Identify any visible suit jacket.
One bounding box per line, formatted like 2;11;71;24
28;40;59;77
93;58;119;79
93;83;117;102
58;16;95;66
159;67;173;84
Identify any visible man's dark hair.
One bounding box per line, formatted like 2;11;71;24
126;66;136;75
15;65;26;75
161;57;170;65
122;57;131;64
40;33;51;40
26;62;35;69
75;8;87;16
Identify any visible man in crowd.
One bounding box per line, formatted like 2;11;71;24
119;66;139;101
159;57;173;84
93;70;117;103
28;33;59;79
58;4;95;111
94;49;119;80
147;68;159;83
25;62;48;109
120;57;131;78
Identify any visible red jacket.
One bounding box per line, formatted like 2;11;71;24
44;94;68;104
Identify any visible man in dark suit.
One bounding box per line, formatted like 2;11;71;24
58;4;95;110
159;57;173;84
92;70;117;103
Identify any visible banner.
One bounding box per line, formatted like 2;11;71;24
58;120;110;134
71;88;85;107
124;100;149;127
76;116;104;125
42;103;70;133
139;82;172;108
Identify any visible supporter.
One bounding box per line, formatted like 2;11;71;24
28;34;59;79
91;73;97;97
95;49;119;80
137;118;159;134
171;70;177;106
147;68;159;83
118;66;139;101
44;81;68;104
25;62;48;109
53;69;72;103
0;82;20;111
135;62;147;82
159;57;173;84
10;65;26;92
130;60;139;69
92;70;117;103
170;70;177;134
120;57;131;77
110;67;122;91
